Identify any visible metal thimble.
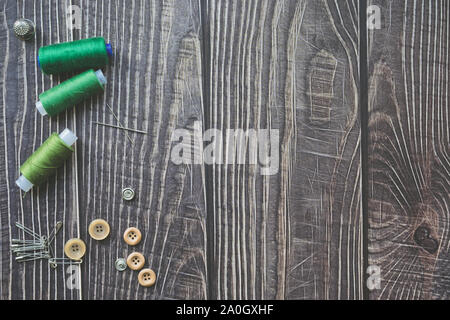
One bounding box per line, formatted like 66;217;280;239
13;18;36;41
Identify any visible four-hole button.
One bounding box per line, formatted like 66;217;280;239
138;268;156;287
123;227;142;246
64;238;86;260
126;252;145;271
88;219;110;240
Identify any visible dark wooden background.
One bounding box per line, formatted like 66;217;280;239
0;0;448;300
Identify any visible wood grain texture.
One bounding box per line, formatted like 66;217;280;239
1;0;449;301
0;0;207;300
205;0;363;299
367;0;450;299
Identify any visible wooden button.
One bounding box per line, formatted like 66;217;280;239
126;252;145;270
88;219;110;240
138;268;156;287
64;238;86;260
123;227;142;246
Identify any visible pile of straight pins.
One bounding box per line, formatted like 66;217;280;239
11;221;81;268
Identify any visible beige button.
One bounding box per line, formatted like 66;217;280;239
138;268;156;287
123;227;142;246
64;238;86;260
126;252;145;270
88;219;110;240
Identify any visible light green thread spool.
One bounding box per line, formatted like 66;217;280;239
36;69;107;117
38;37;112;75
16;129;77;192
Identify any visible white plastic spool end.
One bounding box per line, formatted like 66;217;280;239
35;101;47;116
59;128;78;147
95;70;107;86
16;175;33;193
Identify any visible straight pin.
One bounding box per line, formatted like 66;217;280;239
105;103;134;144
11;239;42;244
93;121;147;134
12;245;46;253
47;221;63;246
15;222;41;240
16;255;50;262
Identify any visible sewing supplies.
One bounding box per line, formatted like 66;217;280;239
88;219;110;240
10;221;79;268
138;269;156;287
104;103;134;144
64;238;86;260
120;227;155;288
14;33;160;288
13;18;36;41
93;121;147;134
11;222;52;262
122;187;135;201
36;69;106;117
16;129;77;192
126;252;145;271
48;258;83;268
123;227;142;245
38;37;112;75
115;258;128;271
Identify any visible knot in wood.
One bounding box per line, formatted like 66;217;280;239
414;226;438;254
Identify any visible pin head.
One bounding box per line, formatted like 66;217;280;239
13;18;36;41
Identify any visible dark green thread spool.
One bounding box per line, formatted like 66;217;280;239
16;129;77;192
36;69;106;117
38;37;112;75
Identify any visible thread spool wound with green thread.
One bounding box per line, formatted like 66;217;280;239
36;69;106;117
16;129;77;192
38;37;112;75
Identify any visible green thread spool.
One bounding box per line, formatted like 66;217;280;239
16;129;77;192
36;69;106;117
38;37;112;75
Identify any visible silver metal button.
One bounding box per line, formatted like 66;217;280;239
122;187;135;201
13;18;36;41
115;258;127;271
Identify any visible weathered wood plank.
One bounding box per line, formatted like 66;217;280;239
367;0;450;299
0;0;83;300
0;0;207;300
76;0;207;301
205;0;363;299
